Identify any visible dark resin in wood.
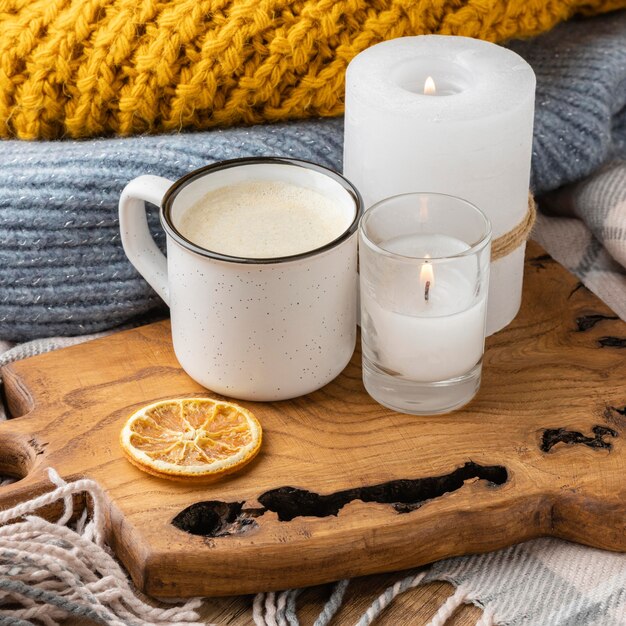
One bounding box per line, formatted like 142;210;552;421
173;462;508;537
540;425;617;453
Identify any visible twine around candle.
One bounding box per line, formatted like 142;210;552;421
491;193;537;261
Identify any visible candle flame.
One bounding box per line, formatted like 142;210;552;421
420;255;434;302
423;76;436;95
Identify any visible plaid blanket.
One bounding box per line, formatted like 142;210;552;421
534;160;626;320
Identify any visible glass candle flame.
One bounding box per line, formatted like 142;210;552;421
421;255;434;302
423;76;436;95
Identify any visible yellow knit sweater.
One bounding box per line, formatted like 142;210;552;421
0;0;623;139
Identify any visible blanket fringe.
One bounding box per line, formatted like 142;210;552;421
253;570;435;626
0;468;204;626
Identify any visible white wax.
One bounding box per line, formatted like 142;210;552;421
344;35;535;335
362;295;486;382
360;234;487;382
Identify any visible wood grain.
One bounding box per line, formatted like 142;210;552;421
0;241;625;600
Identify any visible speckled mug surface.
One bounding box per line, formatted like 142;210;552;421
119;158;363;401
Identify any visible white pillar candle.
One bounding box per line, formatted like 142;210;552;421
344;35;535;335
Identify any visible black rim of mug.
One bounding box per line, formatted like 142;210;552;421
160;156;364;265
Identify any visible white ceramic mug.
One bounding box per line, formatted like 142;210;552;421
119;157;363;401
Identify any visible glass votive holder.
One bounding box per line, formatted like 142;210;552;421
359;192;492;415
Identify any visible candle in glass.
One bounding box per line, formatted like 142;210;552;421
344;35;535;336
359;193;491;415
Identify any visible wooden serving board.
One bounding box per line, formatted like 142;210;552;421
0;241;625;598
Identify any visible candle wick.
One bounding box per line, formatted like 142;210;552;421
424;280;431;302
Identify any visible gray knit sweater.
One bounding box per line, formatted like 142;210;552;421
1;12;625;341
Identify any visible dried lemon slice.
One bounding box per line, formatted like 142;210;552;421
120;398;262;481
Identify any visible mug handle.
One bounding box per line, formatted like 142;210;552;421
119;175;174;305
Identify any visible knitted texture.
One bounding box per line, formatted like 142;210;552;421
0;119;344;340
1;11;626;341
1;0;625;140
508;11;626;193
